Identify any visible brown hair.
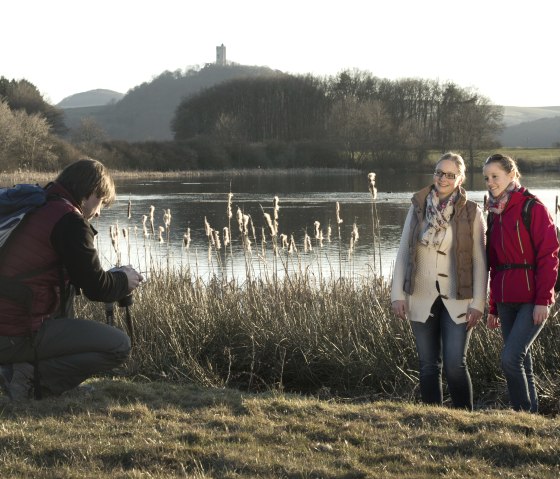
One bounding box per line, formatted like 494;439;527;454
484;153;521;180
55;158;116;206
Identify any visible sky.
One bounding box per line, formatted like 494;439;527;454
2;0;558;107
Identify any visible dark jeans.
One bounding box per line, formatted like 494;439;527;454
410;298;473;410
0;318;131;396
497;302;545;413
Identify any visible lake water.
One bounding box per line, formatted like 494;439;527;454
93;170;560;282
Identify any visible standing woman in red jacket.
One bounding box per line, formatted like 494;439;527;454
483;153;559;412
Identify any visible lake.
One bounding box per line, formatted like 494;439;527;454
94;169;560;282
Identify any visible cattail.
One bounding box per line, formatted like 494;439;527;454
304;232;312;252
163;209;171;229
227;193;233;219
326;224;332;243
223;227;230;247
367;172;377;200
127;200;132;220
280;233;288;249
237;208;244;233
352;223;360;243
273;196;280;221
183;228;191;249
213;229;221;250
273;196;280;232
142;215;149;238
149;205;155;235
110;224;119;252
314;221;324;247
249;216;257;243
204;217;212;237
289;235;297;254
264;212;277;236
158;226;165;243
243;214;250;235
336;202;343;225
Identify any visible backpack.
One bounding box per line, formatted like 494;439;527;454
0;184;47;307
486;189;560;292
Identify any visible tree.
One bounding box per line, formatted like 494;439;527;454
0;77;66;135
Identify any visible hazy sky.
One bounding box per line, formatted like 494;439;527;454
3;0;558;107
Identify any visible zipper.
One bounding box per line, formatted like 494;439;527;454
500;215;505;300
515;218;531;291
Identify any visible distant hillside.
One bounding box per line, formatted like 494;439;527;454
502;105;560;126
57;89;124;108
499;115;560;148
61;64;281;142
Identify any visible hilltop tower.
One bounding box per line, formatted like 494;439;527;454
216;44;226;66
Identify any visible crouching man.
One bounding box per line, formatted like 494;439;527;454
0;159;143;401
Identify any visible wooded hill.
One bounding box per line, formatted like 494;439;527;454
61;64;280;142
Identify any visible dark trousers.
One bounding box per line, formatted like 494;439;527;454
0;318;131;396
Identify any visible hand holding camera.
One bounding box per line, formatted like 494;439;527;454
109;265;144;292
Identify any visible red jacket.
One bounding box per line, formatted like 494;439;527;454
0;185;78;335
0;182;129;336
487;187;559;314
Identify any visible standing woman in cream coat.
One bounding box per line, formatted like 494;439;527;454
391;152;487;410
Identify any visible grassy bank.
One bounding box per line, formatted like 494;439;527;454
426;148;560;172
72;270;560;416
1;380;559;478
1;148;560;187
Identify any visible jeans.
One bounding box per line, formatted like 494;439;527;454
410;298;473;410
497;302;545;413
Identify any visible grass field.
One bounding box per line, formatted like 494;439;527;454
1;379;559;478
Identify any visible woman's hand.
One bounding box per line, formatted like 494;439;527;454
466;307;482;331
392;300;407;320
487;313;500;329
533;304;549;325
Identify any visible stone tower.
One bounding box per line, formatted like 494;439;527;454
216;44;226;66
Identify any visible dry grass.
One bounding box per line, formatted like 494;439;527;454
0;380;559;478
73;270;560;416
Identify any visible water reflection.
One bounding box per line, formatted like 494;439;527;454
93;170;560;281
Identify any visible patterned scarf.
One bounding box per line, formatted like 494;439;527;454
487;180;521;214
420;187;458;247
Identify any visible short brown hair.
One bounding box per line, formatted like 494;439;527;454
56;158;116;206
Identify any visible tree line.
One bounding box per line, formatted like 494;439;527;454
171;70;504;170
0;70;504;173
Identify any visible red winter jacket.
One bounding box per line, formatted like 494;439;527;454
487;187;559;314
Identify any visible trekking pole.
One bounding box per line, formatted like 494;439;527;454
105;301;115;326
118;293;134;347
